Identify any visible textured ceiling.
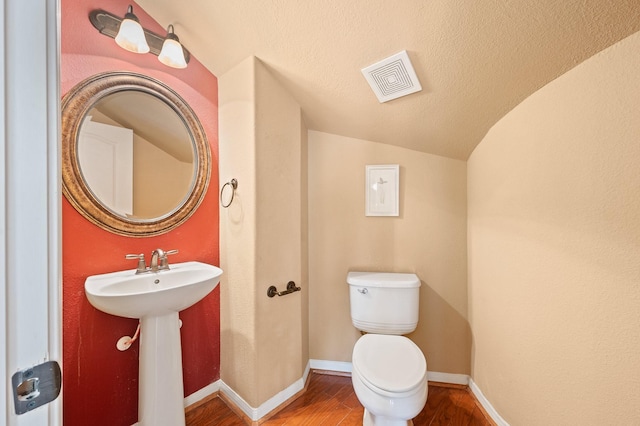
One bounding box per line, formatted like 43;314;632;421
137;0;640;160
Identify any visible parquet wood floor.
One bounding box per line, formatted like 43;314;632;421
186;372;495;426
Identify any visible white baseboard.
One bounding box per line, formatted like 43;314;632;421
309;359;352;373
309;359;468;387
469;378;510;426
182;360;508;426
218;379;257;419
427;370;469;385
253;362;311;420
184;362;311;421
309;359;507;425
184;380;221;407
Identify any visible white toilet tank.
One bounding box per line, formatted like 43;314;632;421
347;271;421;335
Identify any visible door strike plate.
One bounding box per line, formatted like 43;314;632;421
12;360;61;415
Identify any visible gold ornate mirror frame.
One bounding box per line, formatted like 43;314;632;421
61;71;211;237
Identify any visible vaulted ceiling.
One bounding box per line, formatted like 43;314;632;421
137;0;640;160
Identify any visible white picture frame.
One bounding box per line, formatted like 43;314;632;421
365;164;399;216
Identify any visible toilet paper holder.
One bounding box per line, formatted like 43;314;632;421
267;281;301;298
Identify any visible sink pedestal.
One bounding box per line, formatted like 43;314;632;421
138;312;185;426
84;261;223;425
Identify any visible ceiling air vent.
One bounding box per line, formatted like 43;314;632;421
361;50;422;103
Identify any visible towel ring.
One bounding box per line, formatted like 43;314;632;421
220;178;238;208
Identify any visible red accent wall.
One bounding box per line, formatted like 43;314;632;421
61;1;219;425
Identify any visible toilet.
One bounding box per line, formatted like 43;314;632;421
347;272;428;426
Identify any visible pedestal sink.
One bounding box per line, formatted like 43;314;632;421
85;261;223;426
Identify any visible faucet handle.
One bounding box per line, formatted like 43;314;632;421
159;249;178;269
125;253;147;274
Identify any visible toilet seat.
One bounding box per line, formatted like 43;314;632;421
352;334;426;396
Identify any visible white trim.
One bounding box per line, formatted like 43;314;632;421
218;380;256;419
47;0;63;424
309;360;508;425
3;0;61;424
192;362;311;422
469;378;510;426
427;371;469;385
218;377;304;421
253;362;310;420
183;363;508;426
309;359;470;387
183;380;221;408
309;359;352;373
0;0;7;421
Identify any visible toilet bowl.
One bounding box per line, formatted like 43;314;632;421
351;334;428;426
347;271;428;425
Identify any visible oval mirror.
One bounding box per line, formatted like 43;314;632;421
62;72;210;237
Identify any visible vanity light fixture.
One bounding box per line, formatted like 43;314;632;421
158;25;187;69
114;5;149;54
89;6;191;68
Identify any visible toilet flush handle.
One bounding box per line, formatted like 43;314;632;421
357;288;368;295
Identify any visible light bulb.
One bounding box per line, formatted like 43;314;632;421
158;25;187;69
114;6;149;54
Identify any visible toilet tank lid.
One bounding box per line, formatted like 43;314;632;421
347;272;420;288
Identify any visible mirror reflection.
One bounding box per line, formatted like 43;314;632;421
78;91;195;220
61;71;210;237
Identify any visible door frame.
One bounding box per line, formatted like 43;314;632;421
2;0;62;424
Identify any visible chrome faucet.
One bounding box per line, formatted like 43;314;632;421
151;248;179;272
150;248;164;272
126;249;178;274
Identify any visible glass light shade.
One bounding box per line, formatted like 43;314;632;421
158;38;188;69
115;18;150;54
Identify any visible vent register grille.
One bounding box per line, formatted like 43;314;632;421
361;50;422;103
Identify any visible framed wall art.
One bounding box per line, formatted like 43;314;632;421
365;164;399;216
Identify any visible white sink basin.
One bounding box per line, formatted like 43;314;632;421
85;261;223;319
85;260;223;425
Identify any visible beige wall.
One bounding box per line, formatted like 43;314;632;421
219;56;259;405
219;56;306;408
468;32;640;425
254;59;305;403
308;131;469;374
300;121;310;374
134;136;192;218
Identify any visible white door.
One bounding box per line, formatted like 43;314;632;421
79;119;134;216
1;0;62;425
